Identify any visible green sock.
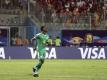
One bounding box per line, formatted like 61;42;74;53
34;59;44;72
36;62;43;71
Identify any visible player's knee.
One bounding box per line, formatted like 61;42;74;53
40;59;44;64
41;60;44;64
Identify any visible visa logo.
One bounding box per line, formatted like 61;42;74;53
78;48;106;59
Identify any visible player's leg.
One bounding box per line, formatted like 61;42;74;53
33;52;45;77
33;59;44;77
35;58;44;71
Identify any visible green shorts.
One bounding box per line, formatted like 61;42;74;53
38;49;46;59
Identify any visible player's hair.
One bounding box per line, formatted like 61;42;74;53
41;26;45;31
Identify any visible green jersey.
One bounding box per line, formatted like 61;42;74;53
35;32;49;58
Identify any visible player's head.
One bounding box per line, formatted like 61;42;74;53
41;26;48;33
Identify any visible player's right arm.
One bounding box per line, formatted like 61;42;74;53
31;36;36;42
31;33;41;51
31;33;41;42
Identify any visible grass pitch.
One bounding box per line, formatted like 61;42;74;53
0;60;107;80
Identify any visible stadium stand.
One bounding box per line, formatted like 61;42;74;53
27;0;107;40
0;0;28;14
0;0;107;46
0;0;30;46
0;14;27;26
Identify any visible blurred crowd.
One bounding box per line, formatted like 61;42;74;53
0;0;107;47
11;35;62;47
0;0;27;9
0;15;26;26
31;0;107;28
0;0;106;28
11;35;29;46
0;0;28;14
37;0;104;14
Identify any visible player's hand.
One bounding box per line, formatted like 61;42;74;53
31;38;35;43
33;47;36;51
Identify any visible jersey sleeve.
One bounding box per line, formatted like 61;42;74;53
34;33;41;39
47;35;49;40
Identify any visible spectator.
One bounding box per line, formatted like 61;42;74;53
22;38;29;46
15;35;23;46
11;37;16;46
55;36;61;46
5;0;11;9
51;10;58;23
48;36;53;46
94;11;100;27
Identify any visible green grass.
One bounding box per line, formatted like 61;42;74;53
0;60;107;80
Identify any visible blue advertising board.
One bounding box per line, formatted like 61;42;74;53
0;29;8;46
62;30;107;46
0;47;107;59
